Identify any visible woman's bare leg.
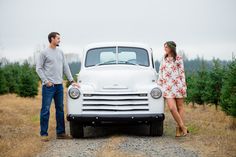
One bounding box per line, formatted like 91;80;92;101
176;98;185;125
166;98;185;128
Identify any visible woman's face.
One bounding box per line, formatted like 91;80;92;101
164;44;171;55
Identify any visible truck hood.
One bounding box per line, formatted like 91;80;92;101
78;65;157;92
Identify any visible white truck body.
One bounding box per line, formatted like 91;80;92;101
67;42;165;137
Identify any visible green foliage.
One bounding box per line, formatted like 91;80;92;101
185;57;235;118
220;59;236;117
203;59;223;109
185;73;198;106
17;62;38;97
0;60;39;97
0;68;8;94
3;63;21;93
192;59;209;105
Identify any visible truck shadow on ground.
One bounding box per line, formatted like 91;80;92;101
81;124;153;139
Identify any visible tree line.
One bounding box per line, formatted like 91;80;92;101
0;60;39;97
185;58;236;120
0;57;235;121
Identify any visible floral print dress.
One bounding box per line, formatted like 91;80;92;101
157;55;187;98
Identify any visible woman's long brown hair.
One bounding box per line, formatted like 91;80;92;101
164;41;177;61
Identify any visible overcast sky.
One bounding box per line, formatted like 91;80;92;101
0;0;235;61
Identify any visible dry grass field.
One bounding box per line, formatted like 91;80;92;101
166;105;236;157
0;84;236;157
0;85;59;157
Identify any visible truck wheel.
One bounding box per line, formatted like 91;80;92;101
69;121;84;138
150;121;163;136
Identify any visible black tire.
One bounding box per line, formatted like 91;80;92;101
69;121;84;138
150;121;163;136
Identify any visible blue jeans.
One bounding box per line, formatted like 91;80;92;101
40;84;65;136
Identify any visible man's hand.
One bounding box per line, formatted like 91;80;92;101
46;81;53;87
72;82;80;88
71;81;80;88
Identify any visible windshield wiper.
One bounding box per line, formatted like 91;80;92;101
119;61;140;66
95;60;116;66
95;60;141;66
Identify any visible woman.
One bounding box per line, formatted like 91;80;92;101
157;41;189;137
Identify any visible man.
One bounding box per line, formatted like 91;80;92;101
36;32;79;142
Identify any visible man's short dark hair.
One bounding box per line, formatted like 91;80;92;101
48;32;60;43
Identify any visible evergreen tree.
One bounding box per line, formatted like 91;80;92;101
18;62;38;97
194;59;209;107
0;68;8;94
185;73;198;107
3;63;21;93
220;59;236;121
203;59;223;110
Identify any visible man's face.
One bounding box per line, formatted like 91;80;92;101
51;34;61;46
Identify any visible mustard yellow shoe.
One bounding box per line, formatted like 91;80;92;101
41;136;49;142
182;127;190;137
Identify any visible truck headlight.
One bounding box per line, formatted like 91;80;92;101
150;87;162;99
69;87;80;99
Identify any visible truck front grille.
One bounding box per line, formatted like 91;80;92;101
82;93;149;113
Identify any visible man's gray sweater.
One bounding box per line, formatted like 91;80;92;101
36;47;73;85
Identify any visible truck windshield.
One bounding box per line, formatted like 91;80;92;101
85;47;149;67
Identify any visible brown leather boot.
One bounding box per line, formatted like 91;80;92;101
56;133;72;139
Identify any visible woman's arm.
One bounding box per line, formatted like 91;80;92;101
177;55;187;89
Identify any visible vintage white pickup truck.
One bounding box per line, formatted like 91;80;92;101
67;42;164;138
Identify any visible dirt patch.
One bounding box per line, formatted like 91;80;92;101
96;136;135;157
